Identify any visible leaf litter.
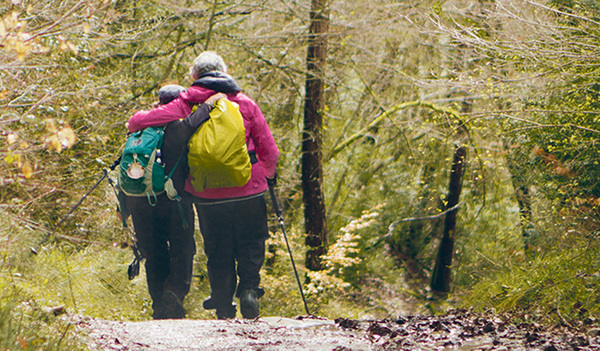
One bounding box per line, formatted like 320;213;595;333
76;309;600;350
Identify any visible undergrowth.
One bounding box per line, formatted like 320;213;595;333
1;198;598;351
0;207;158;349
464;232;600;328
0;203;413;350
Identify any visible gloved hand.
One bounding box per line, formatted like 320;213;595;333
267;172;277;187
205;92;227;108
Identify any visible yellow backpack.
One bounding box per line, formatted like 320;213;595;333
187;98;252;192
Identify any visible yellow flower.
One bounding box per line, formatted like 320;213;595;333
21;162;33;179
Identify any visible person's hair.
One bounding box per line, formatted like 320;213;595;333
158;84;186;105
189;51;227;80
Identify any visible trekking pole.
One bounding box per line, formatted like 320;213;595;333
102;158;144;280
40;158;121;246
103;158;144;280
268;184;310;316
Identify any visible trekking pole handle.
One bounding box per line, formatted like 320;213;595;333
109;156;121;171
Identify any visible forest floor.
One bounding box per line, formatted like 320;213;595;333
75;310;600;350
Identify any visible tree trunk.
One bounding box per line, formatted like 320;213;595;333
430;146;467;294
302;0;330;271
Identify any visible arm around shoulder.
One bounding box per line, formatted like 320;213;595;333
127;98;191;133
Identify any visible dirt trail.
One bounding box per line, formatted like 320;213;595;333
77;311;600;350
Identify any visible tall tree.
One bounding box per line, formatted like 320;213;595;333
302;0;330;271
430;146;467;294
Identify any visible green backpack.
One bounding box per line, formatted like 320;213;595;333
187;98;252;192
118;126;177;205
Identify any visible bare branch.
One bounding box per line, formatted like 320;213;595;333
25;0;88;43
523;0;600;26
326;100;464;161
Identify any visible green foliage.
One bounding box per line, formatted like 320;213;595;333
286;206;419;319
2;0;600;334
425;0;600;326
0;210;126;350
0;291;85;351
1;234;151;323
465;233;600;326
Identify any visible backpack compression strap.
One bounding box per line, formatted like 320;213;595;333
164;154;189;229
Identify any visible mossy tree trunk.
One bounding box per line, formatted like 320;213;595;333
302;0;330;271
430;146;467;294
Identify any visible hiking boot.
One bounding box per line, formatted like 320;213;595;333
239;289;260;319
216;303;237;320
204;296;237;309
203;297;218;310
157;291;185;319
152;303;167;320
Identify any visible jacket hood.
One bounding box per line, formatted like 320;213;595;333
180;71;241;104
191;71;241;94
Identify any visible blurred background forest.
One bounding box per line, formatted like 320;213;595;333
1;0;600;348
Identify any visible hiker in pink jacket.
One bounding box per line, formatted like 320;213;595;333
128;51;279;320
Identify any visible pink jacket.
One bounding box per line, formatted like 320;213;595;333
128;82;279;200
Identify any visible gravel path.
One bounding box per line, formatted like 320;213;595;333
76;311;600;350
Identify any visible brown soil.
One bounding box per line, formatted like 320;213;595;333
76;310;600;350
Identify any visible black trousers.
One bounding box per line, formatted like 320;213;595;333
127;193;196;315
195;193;269;309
